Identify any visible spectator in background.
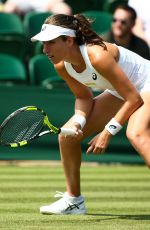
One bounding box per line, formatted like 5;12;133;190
102;4;150;60
3;0;72;16
128;0;150;48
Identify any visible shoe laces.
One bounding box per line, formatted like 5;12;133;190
54;191;65;198
54;191;76;207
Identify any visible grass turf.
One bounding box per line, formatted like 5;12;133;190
0;163;150;230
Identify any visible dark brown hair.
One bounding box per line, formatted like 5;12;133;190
44;14;106;49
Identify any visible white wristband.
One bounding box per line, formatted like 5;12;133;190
72;114;86;129
105;118;123;135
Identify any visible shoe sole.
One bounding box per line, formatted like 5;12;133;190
40;209;87;215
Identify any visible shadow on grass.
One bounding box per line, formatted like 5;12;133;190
87;213;150;221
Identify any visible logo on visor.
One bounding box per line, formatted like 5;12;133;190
42;26;47;31
92;73;97;80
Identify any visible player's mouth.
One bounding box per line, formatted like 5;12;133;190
48;55;54;59
45;53;54;59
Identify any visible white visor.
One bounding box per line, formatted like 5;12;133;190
31;24;76;42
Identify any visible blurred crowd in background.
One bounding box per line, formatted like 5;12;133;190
0;0;149;87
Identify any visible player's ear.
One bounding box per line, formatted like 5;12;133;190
66;37;74;47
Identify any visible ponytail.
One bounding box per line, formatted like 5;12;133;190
74;14;106;49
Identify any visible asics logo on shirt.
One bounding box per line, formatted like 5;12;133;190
92;73;97;80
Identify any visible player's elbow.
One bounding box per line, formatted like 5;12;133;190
133;95;144;109
129;94;144;111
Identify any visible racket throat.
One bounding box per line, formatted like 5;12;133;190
44;116;60;134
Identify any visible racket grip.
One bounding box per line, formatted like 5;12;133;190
60;127;77;136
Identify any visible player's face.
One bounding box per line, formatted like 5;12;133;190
43;37;72;64
112;9;134;38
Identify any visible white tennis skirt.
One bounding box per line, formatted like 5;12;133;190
105;73;150;101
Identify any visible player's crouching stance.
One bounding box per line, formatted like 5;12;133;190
31;13;150;214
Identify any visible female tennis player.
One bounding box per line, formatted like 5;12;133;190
31;14;150;215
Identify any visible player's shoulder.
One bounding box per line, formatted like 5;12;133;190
87;42;119;66
86;44;104;60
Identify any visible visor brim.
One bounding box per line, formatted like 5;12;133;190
31;32;59;42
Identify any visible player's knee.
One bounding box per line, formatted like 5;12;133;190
127;129;150;168
58;133;81;146
126;129;145;149
58;134;67;145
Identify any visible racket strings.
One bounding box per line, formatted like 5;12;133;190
0;110;44;144
14;120;42;142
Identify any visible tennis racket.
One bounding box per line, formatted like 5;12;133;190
0;106;76;147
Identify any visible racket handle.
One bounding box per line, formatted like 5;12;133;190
60;127;77;136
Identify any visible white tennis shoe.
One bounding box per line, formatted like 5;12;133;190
40;191;87;215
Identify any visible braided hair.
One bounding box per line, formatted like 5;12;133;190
44;14;106;49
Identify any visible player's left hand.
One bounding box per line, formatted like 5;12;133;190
87;129;112;154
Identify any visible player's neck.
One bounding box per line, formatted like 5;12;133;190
64;44;86;70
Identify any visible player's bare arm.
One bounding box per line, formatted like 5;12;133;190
55;61;94;118
88;45;144;125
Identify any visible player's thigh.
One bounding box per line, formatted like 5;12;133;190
127;92;150;135
82;91;124;137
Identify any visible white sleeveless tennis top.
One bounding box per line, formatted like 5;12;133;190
64;44;150;100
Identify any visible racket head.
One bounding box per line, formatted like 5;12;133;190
0;106;59;147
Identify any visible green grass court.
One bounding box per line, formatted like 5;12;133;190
0;163;150;230
0;86;149;229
